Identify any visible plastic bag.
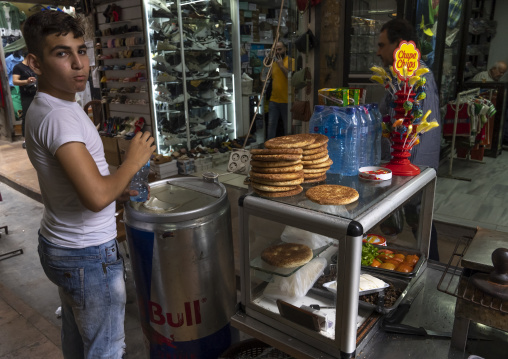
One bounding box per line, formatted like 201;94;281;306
263;257;327;301
280;225;334;249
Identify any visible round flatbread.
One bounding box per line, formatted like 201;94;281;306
302;151;328;161
305;185;359;205
303;171;328;179
251;154;302;162
253;185;303;198
250;170;304;181
251;177;304;186
303;144;327;155
251;148;303;155
251;163;303;173
264;134;316;149
251;182;299;192
251;160;301;168
304;158;333;168
301;154;330;166
302;134;328;149
261;242;313;268
303;166;331;173
303;174;327;183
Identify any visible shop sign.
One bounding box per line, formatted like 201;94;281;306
392;41;420;80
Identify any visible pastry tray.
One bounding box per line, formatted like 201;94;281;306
250;243;331;277
358;244;425;278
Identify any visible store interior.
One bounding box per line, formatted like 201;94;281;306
1;0;508;358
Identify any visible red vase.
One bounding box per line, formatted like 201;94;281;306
383;89;420;176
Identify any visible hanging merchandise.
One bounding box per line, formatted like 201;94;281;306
0;2;26;31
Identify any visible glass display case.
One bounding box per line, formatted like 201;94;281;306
232;168;436;358
343;0;404;103
344;0;401;80
143;0;241;155
437;0;467;105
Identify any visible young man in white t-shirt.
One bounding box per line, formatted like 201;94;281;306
23;11;155;359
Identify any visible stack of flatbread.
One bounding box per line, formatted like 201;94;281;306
250;134;332;198
298;134;332;184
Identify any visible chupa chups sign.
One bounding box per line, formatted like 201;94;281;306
392;41;420;81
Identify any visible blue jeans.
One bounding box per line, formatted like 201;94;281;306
267;101;288;140
38;234;126;359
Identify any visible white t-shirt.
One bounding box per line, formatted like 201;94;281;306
26;92;116;248
471;71;492;82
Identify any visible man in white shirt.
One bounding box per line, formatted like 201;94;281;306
471;61;507;82
23;11;155;359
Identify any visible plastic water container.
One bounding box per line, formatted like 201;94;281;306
370;103;383;166
327;107;341;174
341;107;359;176
130;160;150;202
364;104;376;166
309;105;326;135
357;105;370;168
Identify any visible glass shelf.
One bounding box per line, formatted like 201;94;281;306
250;243;332;278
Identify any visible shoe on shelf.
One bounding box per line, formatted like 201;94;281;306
149;21;162;31
148;0;172;13
156;72;177;82
198;89;217;100
186;41;207;51
152;31;166;42
155;84;171;95
156;40;178;51
162;22;179;37
152;8;174;18
172;62;190;73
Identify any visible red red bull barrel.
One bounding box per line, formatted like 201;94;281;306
124;173;235;358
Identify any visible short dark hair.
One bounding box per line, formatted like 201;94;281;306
380;19;418;45
22;11;85;59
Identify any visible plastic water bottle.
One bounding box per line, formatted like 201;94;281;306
130;160;150;202
309;105;326;135
322;106;337;140
357;105;370;168
364;104;376;166
370;103;383;166
327;107;341;174
341;106;359;176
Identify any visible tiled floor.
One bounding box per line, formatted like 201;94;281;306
435;149;508;232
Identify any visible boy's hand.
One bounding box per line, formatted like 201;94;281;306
123;131;155;171
117;187;151;203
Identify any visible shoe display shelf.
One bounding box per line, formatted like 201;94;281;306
145;0;241;166
93;0;153;139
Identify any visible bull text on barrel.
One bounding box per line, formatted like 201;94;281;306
149;299;203;327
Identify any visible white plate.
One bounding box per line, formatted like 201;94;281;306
323;276;389;295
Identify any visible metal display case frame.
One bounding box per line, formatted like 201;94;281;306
232;168;436;358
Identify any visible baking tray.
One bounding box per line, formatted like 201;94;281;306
355;244;425;278
357;272;411;314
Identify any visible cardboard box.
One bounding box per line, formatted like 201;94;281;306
117;137;131;163
151;160;178;179
101;136;121;166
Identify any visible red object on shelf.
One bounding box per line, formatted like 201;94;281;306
383;89;421;176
